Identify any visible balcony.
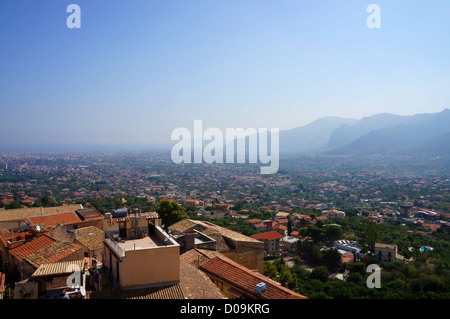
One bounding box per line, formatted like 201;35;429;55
104;226;178;259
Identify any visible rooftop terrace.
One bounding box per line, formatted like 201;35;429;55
117;235;166;251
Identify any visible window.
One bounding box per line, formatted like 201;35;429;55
119;221;127;238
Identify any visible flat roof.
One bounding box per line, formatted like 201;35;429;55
117;235;166;251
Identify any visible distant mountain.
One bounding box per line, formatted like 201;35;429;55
326;109;450;156
279;116;358;154
323;112;435;150
402;131;450;155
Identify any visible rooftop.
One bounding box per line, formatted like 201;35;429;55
9;234;83;268
116;235;166;251
74;226;104;250
199;256;306;299
375;243;397;250
169;219;263;252
0;204;83;222
26;212;82;227
251;231;284;241
32;259;85;278
179;260;225;299
85;283;185;299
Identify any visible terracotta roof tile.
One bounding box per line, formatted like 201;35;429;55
246;219;262;224
0;204;83;222
9;234;83;268
180;260;225;299
0;231;33;247
74;226;104;250
199;256;307;299
25;241;83;268
26;212;82;227
85;283;185;299
251;231;284;241
9;234;56;261
180;248;230;267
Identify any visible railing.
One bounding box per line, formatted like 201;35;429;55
105;232;125;258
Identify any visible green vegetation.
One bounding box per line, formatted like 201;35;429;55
156;199;188;229
264;254;450;299
299;223;344;244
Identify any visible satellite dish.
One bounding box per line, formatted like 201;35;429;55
36;225;41;232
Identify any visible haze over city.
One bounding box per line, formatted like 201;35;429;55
1;0;449;152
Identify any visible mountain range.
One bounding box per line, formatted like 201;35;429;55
279;108;450;156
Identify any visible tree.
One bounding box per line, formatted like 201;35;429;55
5;201;22;209
346;262;366;275
287;218;293;236
322;248;343;270
298;241;323;265
323;225;344;243
364;220;379;252
264;262;278;281
346;272;364;285
157;199;187;229
279;265;293;287
40;195;56;207
311;266;329;282
233;201;243;212
307;225;323;243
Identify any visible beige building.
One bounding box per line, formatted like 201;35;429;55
0;204;83;230
275;212;289;221
251;231;285;255
103;211;180;289
374;243;403;262
169;219;265;273
322;209;346;219
185;199;204;208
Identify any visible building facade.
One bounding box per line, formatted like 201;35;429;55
374;243;400;262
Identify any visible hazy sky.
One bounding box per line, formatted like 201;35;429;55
1;0;449;150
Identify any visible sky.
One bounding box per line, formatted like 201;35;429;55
0;0;449;151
